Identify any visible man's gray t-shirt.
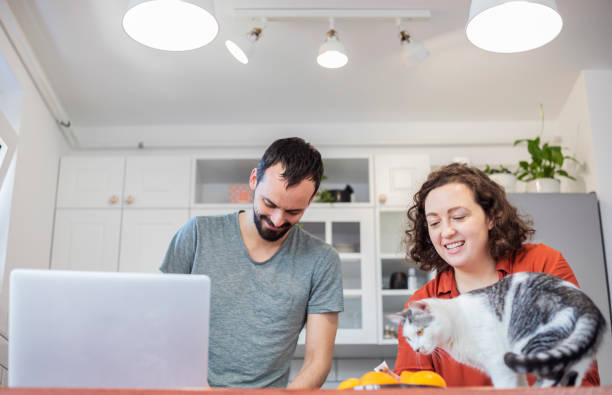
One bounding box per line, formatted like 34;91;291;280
159;212;343;388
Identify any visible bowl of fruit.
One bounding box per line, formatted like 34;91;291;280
338;370;447;390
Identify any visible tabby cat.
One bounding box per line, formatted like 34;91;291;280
389;272;606;388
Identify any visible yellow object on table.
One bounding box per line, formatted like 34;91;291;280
337;369;446;389
400;370;447;387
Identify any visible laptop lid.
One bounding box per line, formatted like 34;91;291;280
8;269;210;389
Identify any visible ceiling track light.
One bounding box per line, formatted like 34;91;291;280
122;0;219;51
225;20;266;65
466;0;563;53
396;18;429;67
317;18;348;69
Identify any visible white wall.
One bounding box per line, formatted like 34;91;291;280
0;21;69;345
582;70;612;314
557;73;597;193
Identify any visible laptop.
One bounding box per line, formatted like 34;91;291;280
8;269;210;389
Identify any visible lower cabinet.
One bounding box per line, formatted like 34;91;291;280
118;209;189;273
51;209;122;272
51;209;188;273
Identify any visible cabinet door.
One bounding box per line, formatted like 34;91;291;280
374;154;430;207
51;209;121;271
57;157;125;208
118;209;189;273
299;208;377;344
123;157;191;208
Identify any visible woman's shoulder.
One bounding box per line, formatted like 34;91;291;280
512;243;577;283
515;243;563;266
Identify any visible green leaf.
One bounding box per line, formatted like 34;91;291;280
556;169;576;180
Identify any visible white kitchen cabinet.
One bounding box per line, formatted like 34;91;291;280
56;157;125;208
299;208;377;344
51;209;121;272
57;156;191;209
123;157;191;208
118;209;189;273
375;154;430;208
376;208;435;344
51;152;432;347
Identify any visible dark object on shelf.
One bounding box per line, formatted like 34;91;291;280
325;184;354;202
389;271;407;289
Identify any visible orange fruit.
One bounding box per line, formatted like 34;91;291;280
337;377;360;390
402;370;447;388
359;371;399;386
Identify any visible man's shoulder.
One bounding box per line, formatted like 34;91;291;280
293;226;337;257
192;212;237;229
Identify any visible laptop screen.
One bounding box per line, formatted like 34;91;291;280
8;269;210;389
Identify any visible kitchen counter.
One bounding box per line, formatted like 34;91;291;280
0;388;611;394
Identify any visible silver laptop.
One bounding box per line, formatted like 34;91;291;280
8;269;210;389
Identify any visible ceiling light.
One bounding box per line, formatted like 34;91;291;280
123;0;219;51
225;25;264;65
317;18;348;69
399;31;429;67
466;0;563;53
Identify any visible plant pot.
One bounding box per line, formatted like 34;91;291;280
489;173;517;192
526;178;560;193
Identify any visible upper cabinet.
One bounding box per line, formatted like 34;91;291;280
192;156;372;207
57;156;191;208
57;157;125;208
123;157;191;208
375;154;430;208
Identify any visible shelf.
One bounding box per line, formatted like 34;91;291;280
343;289;363;297
379;338;399;345
339;252;362;260
378;206;410;212
310;202;374;209
381;289;416;296
379;253;405;260
190;203;251;210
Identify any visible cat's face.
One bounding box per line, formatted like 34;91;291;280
389;300;445;354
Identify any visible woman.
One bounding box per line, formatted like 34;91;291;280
392;163;600;386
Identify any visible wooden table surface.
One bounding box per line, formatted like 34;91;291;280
0;388;611;394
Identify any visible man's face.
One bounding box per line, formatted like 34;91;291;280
250;163;316;242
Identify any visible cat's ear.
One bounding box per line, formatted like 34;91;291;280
386;310;409;325
408;300;430;313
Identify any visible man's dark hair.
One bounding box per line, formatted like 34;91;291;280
256;137;324;196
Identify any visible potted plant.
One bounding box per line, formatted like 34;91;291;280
483;164;516;192
513;136;578;193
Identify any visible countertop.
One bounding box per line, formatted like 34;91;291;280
0;388;611;395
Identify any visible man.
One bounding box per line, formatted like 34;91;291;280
160;137;343;388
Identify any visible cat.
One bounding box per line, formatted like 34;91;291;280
388;272;606;388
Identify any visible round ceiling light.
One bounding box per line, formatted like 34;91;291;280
317;30;348;69
466;0;563;53
123;0;219;51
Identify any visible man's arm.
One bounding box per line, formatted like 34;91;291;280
287;312;338;389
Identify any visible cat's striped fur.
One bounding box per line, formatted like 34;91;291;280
389;272;605;388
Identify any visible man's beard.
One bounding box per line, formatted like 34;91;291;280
253;210;292;242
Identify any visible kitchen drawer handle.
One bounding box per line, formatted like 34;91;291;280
125;195;135;204
109;195;119;204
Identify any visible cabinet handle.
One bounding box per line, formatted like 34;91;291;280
378;194;387;204
109;195;119;204
125;195;135;204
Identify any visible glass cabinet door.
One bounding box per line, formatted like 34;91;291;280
377;209;435;343
298;208;376;344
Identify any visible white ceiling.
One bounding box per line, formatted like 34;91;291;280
6;0;612;131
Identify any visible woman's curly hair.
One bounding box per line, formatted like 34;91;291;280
405;163;535;272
